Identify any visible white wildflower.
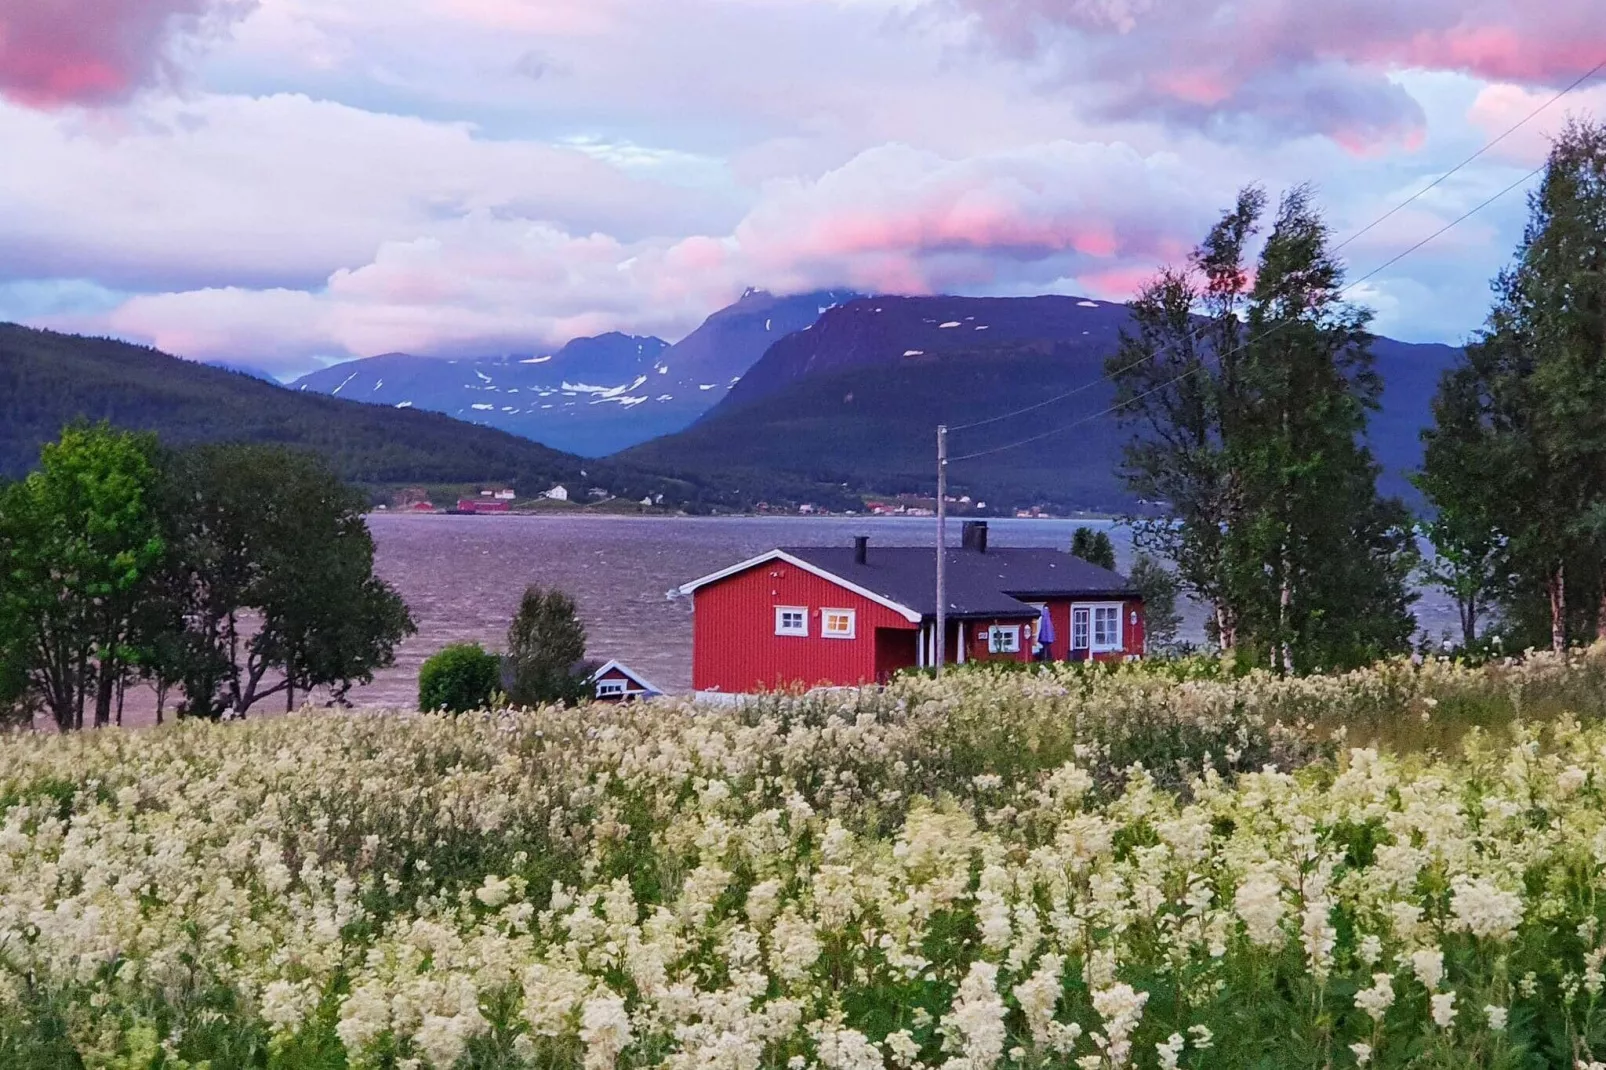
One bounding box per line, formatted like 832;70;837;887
476;874;512;908
943;961;1007;1070
579;989;633;1070
1431;991;1457;1030
1234;867;1285;947
1354;973;1396;1023
1156;1032;1186;1070
1089;982;1148;1068
1411;948;1445;991
1449;876;1523;941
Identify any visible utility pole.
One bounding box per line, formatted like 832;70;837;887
935;424;948;676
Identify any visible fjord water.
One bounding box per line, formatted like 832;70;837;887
354;514;1460;705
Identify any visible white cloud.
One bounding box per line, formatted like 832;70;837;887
0;91;734;292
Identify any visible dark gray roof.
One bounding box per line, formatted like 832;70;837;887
779;545;1137;620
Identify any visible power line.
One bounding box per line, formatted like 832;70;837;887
1335;57;1606;253
945;56;1605;437
948;157;1548;464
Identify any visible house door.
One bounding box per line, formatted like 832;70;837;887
1071;607;1091;661
875;628;919;681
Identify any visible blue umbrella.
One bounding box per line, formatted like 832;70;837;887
1037;605;1056;647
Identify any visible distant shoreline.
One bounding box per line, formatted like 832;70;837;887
365;510;1126;523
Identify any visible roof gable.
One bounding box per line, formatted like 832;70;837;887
675;550;924;622
588;659;665;695
679;545;1137;621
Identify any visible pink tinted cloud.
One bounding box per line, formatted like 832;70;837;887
946;0;1606;147
0;0;253;108
1467;82;1606;164
79;138;1226;373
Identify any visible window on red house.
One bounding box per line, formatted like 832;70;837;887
821;609;856;639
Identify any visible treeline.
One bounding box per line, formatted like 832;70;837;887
1111;120;1606;671
0;325;758;512
0;425;415;729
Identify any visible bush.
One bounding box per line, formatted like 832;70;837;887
417;643;501;714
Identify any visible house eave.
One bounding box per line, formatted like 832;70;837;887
675;550;924;623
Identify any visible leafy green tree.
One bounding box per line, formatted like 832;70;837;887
1419;120;1606;651
1069;527;1117;571
1111;186;1417;672
1414;371;1512;647
506;586;590;706
155;444;415;717
1108;187;1264;650
0;423;165;729
418;643;501;713
1128;554;1182;652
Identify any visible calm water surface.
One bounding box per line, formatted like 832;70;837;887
352;515;1459;706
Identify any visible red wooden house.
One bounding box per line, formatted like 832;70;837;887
677;522;1145;696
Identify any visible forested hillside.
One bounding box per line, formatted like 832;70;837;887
0;324;726;507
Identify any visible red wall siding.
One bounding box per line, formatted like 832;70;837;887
1049;598;1146;662
958;618;1035;664
991;598;1147;663
692;564;918;693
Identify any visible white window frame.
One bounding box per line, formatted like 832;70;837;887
821;608;857;640
596;679;628;698
775;606;809;637
988;625;1021;654
1071;607;1091;650
1073;602;1124;652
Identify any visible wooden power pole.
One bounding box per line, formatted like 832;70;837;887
936;424;948;676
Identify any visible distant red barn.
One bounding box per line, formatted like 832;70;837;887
677;522;1145;697
455;499;510;514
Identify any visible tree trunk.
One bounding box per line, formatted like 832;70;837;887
1460;597;1478;650
1597;572;1606;643
94;659;115;727
1549;563;1567;653
1215;604;1237;652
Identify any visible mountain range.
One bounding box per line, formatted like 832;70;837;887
622;295;1463;511
0;322;755;511
291;288;858;456
5;289;1466;516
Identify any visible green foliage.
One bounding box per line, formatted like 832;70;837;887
0;430;415;727
1109;185;1418;673
148;443;416;719
1069;526;1117;570
0;422;165;730
1419;119;1606;652
418;643;502;714
505;586;591;707
1128;552;1181;650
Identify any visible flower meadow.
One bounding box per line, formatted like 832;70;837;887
8;655;1606;1068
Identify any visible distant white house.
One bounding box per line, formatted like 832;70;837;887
494;488;517;501
545;485;570;502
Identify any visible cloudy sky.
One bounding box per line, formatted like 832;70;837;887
1;0;1601;378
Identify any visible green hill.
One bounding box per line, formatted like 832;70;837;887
0;323;730;508
622;345;1135;511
